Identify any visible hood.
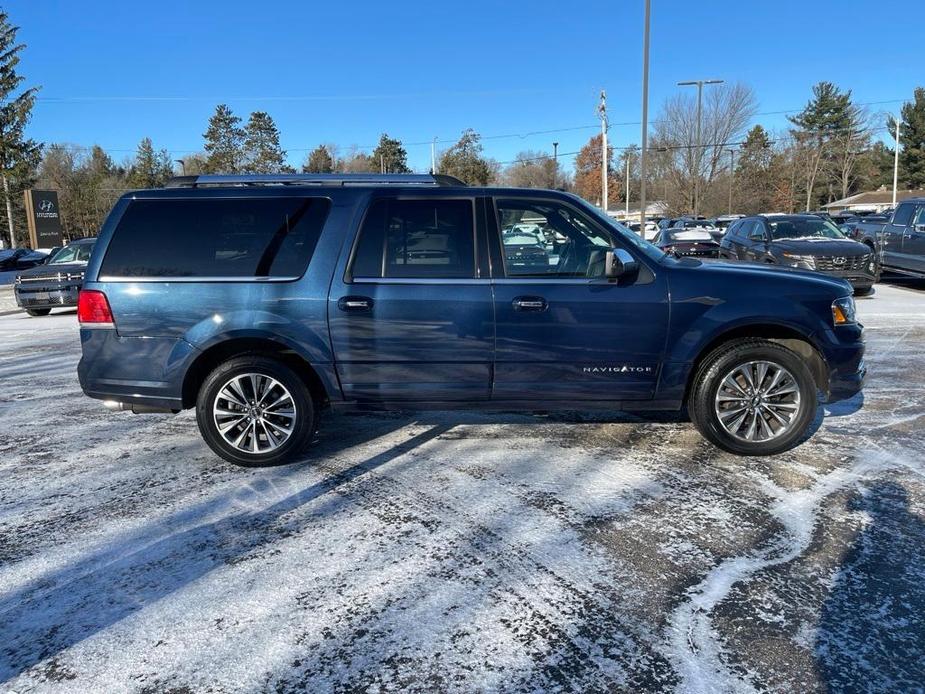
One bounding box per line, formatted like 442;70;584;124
673;256;852;294
770;237;869;256
16;261;88;280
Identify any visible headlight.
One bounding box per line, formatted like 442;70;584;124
832;296;857;326
782;253;816;269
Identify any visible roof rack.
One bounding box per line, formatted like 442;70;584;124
164;173;466;188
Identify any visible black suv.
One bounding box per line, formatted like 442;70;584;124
719;214;878;294
14;238;96;316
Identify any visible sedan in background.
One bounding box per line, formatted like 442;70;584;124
0;247;47;271
672;218;724;243
627;220;659;241
656;227;722;258
719;214;877;294
14;237;96;316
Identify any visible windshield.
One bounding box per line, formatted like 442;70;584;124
576;198;667;262
48;242;94;264
768;218;846;240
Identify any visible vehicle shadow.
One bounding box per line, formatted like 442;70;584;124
815;480;925;690
0;416;452;684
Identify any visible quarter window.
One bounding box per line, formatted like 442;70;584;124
496;200;613;278
100;197;331;278
351;199;476;279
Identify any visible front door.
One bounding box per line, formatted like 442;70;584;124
490;197;669;402
882;201;915;268
900;205;925;274
328;196;494;402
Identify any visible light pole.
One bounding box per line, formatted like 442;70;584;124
175;159;187;176
431;137;438;174
625;154;631;219
638;0;651;228
892;116;900;207
553;141;559;188
677;78;723;217
726;148;735;214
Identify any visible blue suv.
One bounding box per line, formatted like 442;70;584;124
77;174;865;465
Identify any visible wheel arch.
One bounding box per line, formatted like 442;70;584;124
181;336;332;409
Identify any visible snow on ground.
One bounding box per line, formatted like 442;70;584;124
0;281;923;693
0;286;19;314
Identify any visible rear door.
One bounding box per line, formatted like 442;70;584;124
489;196;668;402
328;195;494;402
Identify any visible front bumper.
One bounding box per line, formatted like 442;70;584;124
14;285;80;309
818;322;866;402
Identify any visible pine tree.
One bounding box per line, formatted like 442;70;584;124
303;145;334;173
242;111;286;173
891;87;925;189
370;134;410;173
0;10;42;248
438;129;494;185
203;104;244;174
735;125;773;214
128;137;174;188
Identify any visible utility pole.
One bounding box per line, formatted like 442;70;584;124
639;0;651;228
625;155;631;220
892;115;900;207
431;137;438;174
599;90;609;213
380;154;385;174
726;148;735;214
677;78;723;217
553;141;559;188
2;175;14;249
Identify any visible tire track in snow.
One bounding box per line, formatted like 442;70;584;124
665;448;915;694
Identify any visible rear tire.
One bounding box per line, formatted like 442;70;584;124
196;355;315;467
688;338;818;456
25;308;51;316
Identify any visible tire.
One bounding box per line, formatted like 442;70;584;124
688;338;818;456
195;355;315;467
854;285;874;296
26;308;51;317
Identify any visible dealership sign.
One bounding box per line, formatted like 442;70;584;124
23;189;64;249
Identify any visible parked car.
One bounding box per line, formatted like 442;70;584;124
670;218;725;243
14;238;97;316
501;226;550;272
77;173;865;465
656;226;722;257
712;215;745;235
719;215;878;294
842;198;925;278
627;220;659;241
0;248;47;271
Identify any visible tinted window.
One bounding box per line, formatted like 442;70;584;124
497;199;613;278
893;202;915;227
101;197;331;278
351;198;475;279
748;222;766;240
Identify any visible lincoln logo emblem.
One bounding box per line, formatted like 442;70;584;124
39;199;55;213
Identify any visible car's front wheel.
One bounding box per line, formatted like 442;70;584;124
196;355;315;466
689;338;818;456
25;308;51;317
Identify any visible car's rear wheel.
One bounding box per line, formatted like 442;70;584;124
196;355;315;467
25;308;51;317
689;338;818;456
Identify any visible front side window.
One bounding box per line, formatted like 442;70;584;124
496;199;614;278
350;198;475;279
893;203;915;227
100;197;331;278
913;206;925;227
747;222;766;241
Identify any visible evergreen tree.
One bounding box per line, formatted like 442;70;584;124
303;145;334;173
242;111;286;173
370;133;410;173
735;125;774;214
891;87;925;189
438;129;494;185
128;137;174;188
0;10;42;248
203;104;244;173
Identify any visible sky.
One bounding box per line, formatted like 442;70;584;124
11;0;925;173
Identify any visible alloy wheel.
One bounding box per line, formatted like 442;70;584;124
212;373;297;454
713;360;802;442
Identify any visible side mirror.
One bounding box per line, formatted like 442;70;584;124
605;248;638;278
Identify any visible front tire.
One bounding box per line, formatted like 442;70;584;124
196;355;315;467
26;308;51;317
688;339;818;456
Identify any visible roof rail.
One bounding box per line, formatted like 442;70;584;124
164;173;466;188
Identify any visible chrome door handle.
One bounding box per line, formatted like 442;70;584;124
512;296;547;312
338;296;373;312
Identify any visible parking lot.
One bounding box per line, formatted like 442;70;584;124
0;280;923;693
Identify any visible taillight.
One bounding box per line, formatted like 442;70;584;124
77;290;114;327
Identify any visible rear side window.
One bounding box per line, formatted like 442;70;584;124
350;198;475;279
100;197;331;278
